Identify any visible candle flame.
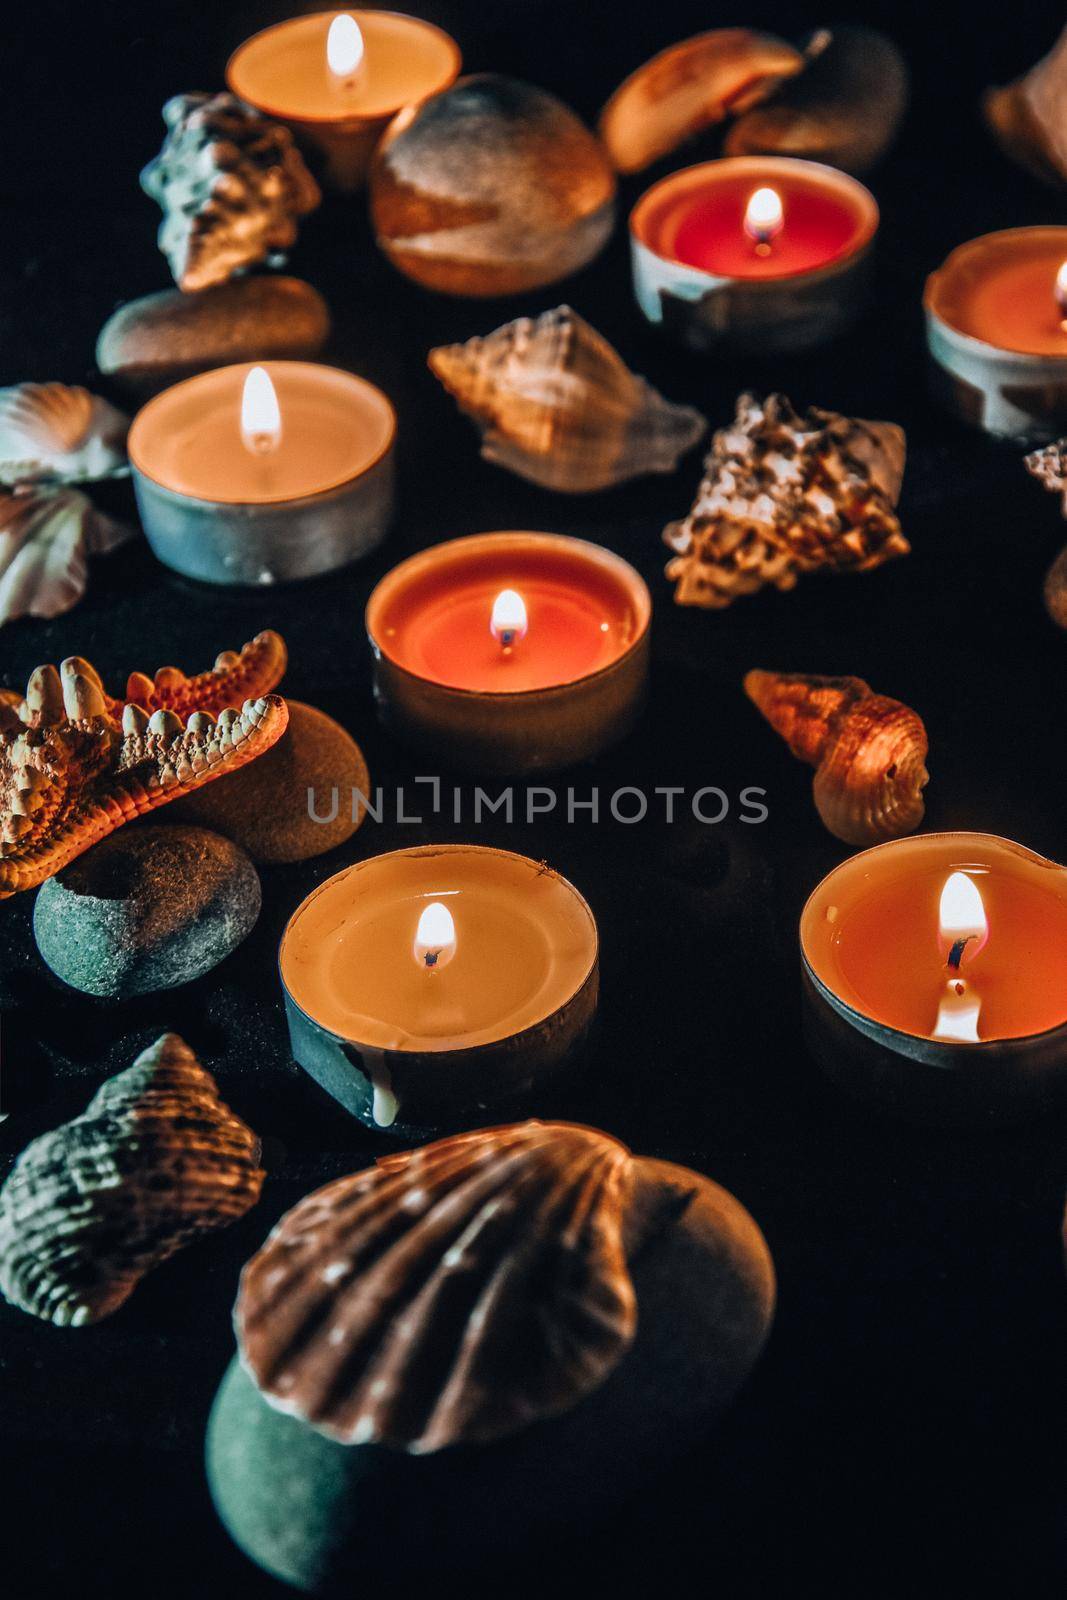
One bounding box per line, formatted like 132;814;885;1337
744;186;784;246
240;366;282;455
1056;261;1067;321
327;13;365;80
490;588;528;649
938;872;988;956
414;900;456;970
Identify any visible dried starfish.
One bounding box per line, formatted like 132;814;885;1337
0;630;288;898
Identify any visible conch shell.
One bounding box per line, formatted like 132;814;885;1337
141;93;321;291
429;306;706;493
0;1034;264;1326
984;24;1067;185
236;1122;646;1453
724;26;908;175
0;383;128;486
599;28;805;173
664;393;908;609
0;630;288;897
0;487;132;627
745;669;929;845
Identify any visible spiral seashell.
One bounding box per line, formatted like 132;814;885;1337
599;28;805;173
141;93;321;291
0;1034;265;1326
745;669;929;845
236;1122;648;1453
664;393;908;609
985;23;1067;185
0;383;129;487
429;306;705;493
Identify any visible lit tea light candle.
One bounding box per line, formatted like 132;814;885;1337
227;10;462;191
630;156;878;353
925;226;1067;440
801;833;1067;1122
366;531;651;775
279;845;599;1132
128;360;395;585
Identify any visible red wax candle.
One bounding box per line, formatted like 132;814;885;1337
366;531;651;773
630;157;878;353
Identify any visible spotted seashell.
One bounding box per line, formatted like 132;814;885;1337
0;383;129;487
0;1034;265;1326
745;669;929;846
429;306;705;493
664;392;908;609
236;1122;639;1453
0;486;132;627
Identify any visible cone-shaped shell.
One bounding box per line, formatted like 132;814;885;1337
0;384;129;487
429;306;706;493
236;1122;641;1453
984;24;1067;185
745;669;928;845
599;28;805;173
0;487;132;627
0;1034;264;1326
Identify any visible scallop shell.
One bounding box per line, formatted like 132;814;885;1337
0;383;129;487
724;26;908;175
599;28;805;173
0;1034;265;1326
664;393;908;608
236;1122;640;1453
984;24;1067;185
0;486;133;627
141;93;321;291
745;669;928;845
429;306;706;493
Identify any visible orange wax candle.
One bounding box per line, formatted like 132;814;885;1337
803;835;1067;1043
925;228;1067;440
366;531;651;774
227;11;461;189
630;156;877;353
128;362;396;584
279;845;599;1130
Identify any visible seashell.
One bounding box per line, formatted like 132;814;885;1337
0;383;129;486
984;24;1067;185
0;1033;264;1326
236;1122;641;1452
599;28;805;174
663;392;908;609
0;630;288;897
141;93;321;292
428;306;706;493
725;27;909;175
745;669;929;845
370;76;616;298
0;487;133;627
1023;439;1067;627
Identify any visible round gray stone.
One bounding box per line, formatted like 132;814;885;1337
33;825;261;997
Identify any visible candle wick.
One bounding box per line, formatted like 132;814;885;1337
499;629;516;651
423;949;441;969
946;935;975;971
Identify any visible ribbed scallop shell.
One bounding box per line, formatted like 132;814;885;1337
745;670;928;846
0;384;129;486
0;1034;264;1326
429;306;706;493
0;487;132;627
985;23;1067;185
236;1122;637;1453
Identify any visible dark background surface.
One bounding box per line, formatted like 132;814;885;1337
3;2;1067;1595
